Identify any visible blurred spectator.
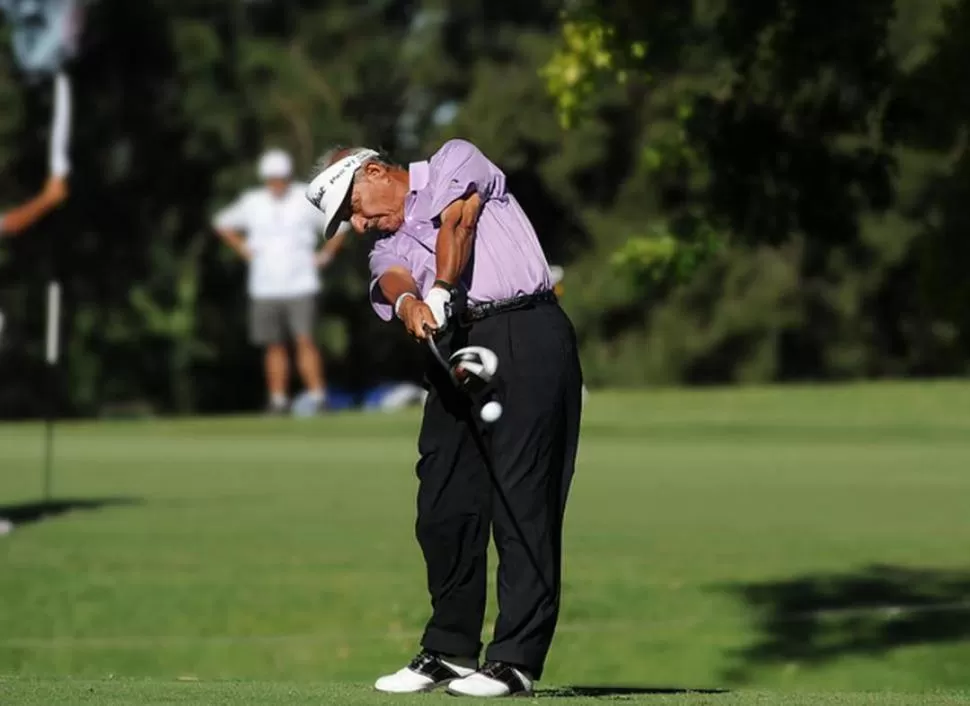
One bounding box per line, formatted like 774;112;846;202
213;149;346;415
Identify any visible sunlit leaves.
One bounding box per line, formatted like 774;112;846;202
542;13;648;127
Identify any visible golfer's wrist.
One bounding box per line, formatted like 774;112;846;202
432;279;456;294
394;292;417;319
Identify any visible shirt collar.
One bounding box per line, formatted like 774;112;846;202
404;161;430;223
267;183;294;202
409;161;430;193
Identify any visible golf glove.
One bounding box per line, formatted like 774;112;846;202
424;286;452;329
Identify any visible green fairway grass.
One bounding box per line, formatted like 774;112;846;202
1;679;969;706
1;381;969;705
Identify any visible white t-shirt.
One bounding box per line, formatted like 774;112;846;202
213;182;327;300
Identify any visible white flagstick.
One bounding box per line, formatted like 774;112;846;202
46;281;61;365
43;281;62;501
44;70;72;502
49;72;72;177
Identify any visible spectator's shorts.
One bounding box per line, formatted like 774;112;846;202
249;294;316;345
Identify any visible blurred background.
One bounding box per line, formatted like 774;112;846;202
0;0;966;419
1;1;969;702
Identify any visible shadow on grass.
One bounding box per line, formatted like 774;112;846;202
723;564;970;681
0;497;143;529
541;686;728;698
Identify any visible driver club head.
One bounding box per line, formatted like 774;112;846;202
449;346;499;392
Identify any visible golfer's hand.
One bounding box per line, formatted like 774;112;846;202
423;286;452;329
399;298;438;339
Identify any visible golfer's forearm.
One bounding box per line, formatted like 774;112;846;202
434;220;473;286
435;195;480;286
378;267;420;305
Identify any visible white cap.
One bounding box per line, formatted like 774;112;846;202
258;149;293;180
305;148;379;236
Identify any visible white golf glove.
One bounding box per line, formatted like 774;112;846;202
424;286;453;329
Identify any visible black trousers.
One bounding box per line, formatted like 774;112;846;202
416;301;583;680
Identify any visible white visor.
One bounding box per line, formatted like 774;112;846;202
305;149;379;237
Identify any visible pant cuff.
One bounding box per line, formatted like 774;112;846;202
484;644;545;680
422;626;482;661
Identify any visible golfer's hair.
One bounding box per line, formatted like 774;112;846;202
310;145;397;182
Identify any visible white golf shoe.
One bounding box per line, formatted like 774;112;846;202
446;661;534;698
374;651;476;693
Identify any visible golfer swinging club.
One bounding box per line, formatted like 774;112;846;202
307;140;583;698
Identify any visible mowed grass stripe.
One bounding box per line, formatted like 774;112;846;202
1;382;969;694
0;680;969;706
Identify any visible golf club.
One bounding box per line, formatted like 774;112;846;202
424;328;556;606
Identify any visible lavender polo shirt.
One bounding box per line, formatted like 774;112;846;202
368;139;553;321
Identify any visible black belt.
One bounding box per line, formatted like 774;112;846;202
460;290;557;324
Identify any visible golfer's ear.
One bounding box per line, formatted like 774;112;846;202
363;161;385;179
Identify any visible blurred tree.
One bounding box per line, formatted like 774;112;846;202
0;0;423;416
0;0;967;417
545;0;970;384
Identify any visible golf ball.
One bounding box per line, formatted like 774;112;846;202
480;400;503;423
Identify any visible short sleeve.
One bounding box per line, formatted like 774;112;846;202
368;239;411;322
213;194;249;231
428;139;506;222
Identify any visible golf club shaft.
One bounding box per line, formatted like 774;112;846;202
424;332;556;605
425;330;455;383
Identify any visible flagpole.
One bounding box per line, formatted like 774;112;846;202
42;71;71;503
43;280;60;501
